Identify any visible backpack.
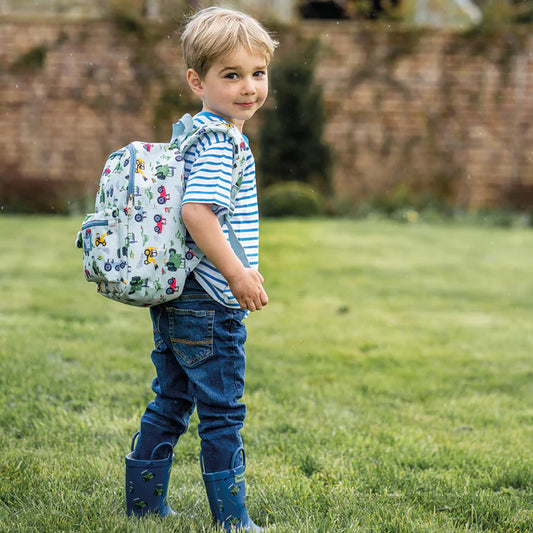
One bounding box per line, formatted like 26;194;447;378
76;113;249;307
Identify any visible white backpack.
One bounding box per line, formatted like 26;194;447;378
76;114;249;307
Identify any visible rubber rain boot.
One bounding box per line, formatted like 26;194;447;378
201;448;260;531
125;432;176;517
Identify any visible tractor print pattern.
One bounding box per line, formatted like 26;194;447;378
77;116;247;307
213;469;248;527
128;470;167;513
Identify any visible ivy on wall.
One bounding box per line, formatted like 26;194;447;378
258;38;333;195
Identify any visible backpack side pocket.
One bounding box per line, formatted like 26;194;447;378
80;211;123;283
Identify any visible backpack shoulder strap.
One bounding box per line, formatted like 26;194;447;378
171;115;247;196
173;116;248;216
170;114;250;269
170;113;195;149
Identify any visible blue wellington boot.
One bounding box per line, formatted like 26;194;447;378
125;432;176;517
201;448;260;532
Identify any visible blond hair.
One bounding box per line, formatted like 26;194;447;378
181;6;278;78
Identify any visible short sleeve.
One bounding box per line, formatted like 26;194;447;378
182;133;234;217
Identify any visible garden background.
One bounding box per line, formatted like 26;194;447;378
1;0;532;216
1;0;533;531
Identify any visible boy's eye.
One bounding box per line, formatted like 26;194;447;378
225;73;238;80
254;70;266;78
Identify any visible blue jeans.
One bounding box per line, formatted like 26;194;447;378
133;276;248;473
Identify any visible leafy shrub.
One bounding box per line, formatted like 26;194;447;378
109;0;145;33
259;181;324;217
0;164;90;214
258;39;332;194
10;46;47;74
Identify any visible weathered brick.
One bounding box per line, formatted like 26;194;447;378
1;19;532;210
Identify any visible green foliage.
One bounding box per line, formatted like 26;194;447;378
2;217;533;532
360;183;454;220
9;45;47;74
259;181;324;217
258;39;332;193
108;0;146;33
345;0;403;20
478;0;533;25
0;164;90;214
345;182;533;227
153;88;198;142
108;0;191;39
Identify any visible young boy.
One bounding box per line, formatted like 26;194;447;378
125;7;278;531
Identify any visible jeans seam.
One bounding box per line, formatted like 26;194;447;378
172;294;212;302
231;310;241;397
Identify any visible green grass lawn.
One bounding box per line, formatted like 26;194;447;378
1;215;532;532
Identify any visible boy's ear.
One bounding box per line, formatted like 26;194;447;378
186;68;204;97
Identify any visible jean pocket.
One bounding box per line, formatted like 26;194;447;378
168;308;214;367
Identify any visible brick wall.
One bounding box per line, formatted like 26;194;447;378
1;19;192;211
301;22;533;209
1;18;532;211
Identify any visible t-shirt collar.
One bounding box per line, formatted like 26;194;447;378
197;111;249;144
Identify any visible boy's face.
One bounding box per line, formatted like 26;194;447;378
187;46;269;131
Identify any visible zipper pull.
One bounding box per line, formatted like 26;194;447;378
126;193;133;216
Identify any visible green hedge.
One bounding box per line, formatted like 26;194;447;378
259;181;324;217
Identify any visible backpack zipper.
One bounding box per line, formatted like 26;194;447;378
126;193;134;216
126;143;137;215
81;219;109;230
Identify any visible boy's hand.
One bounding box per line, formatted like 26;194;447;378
227;268;269;312
182;203;269;311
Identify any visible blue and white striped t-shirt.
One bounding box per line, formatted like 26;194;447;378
182;111;259;308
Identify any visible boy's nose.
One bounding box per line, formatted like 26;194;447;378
242;78;256;95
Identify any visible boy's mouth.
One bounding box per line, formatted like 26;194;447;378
236;102;255;109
